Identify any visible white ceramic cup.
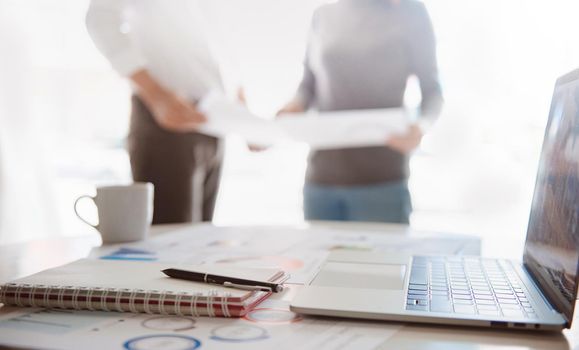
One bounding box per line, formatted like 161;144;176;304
74;182;154;244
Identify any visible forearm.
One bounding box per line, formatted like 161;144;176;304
130;69;172;110
130;69;166;98
417;93;443;132
281;70;315;114
129;69;205;132
278;97;306;115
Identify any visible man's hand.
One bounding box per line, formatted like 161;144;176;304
237;87;247;105
131;69;206;133
386;124;423;154
276;99;305;117
150;93;206;133
247;143;268;152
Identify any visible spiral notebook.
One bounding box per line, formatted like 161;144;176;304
0;259;286;317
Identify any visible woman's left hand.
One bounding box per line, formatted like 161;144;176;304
386;124;423;154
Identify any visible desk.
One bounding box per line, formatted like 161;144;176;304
0;223;575;350
0;224;180;284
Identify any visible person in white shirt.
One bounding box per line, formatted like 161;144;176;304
86;0;226;223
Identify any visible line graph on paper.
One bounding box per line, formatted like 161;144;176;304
0;309;113;335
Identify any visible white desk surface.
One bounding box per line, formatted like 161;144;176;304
0;222;576;350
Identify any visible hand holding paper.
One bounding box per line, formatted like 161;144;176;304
198;92;287;146
199;91;410;149
386;124;424;154
276;109;410;149
131;69;207;133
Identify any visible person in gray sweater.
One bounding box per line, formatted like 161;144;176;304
279;0;443;223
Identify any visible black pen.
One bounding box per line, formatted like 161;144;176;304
162;268;285;293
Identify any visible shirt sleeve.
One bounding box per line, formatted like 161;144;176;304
85;0;146;77
295;45;316;108
407;2;443;118
294;12;320;109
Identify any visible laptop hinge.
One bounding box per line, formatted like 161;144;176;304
521;262;570;326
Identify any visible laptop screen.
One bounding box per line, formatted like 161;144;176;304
523;69;579;323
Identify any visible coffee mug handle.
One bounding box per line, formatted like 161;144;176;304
74;195;98;229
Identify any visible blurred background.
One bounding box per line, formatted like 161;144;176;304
0;0;578;258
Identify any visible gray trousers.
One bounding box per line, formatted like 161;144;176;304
127;96;223;224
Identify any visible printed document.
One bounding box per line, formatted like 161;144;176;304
198;92;409;149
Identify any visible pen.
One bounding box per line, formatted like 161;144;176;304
161;268;285;293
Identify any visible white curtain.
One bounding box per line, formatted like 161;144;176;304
0;2;61;244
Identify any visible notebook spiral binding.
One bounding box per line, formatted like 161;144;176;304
0;283;239;317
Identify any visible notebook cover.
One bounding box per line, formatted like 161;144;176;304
0;259;282;317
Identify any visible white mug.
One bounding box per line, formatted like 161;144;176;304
74;183;154;244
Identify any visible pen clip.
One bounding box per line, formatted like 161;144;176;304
223;282;278;293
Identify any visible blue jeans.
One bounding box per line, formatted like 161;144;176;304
303;180;412;224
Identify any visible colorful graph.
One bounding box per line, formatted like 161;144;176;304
123;335;201;350
100;248;157;261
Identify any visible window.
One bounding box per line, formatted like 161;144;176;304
1;0;578;255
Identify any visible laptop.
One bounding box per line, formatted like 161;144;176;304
290;69;579;331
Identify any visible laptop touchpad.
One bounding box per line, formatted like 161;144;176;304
311;262;407;290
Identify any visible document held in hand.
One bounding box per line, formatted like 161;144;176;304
198;92;410;149
0;259;287;317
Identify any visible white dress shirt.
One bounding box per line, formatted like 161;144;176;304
86;0;224;101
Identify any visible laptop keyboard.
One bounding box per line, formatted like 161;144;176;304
406;256;537;318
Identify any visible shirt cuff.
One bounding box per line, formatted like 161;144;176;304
109;48;147;77
295;90;313;110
